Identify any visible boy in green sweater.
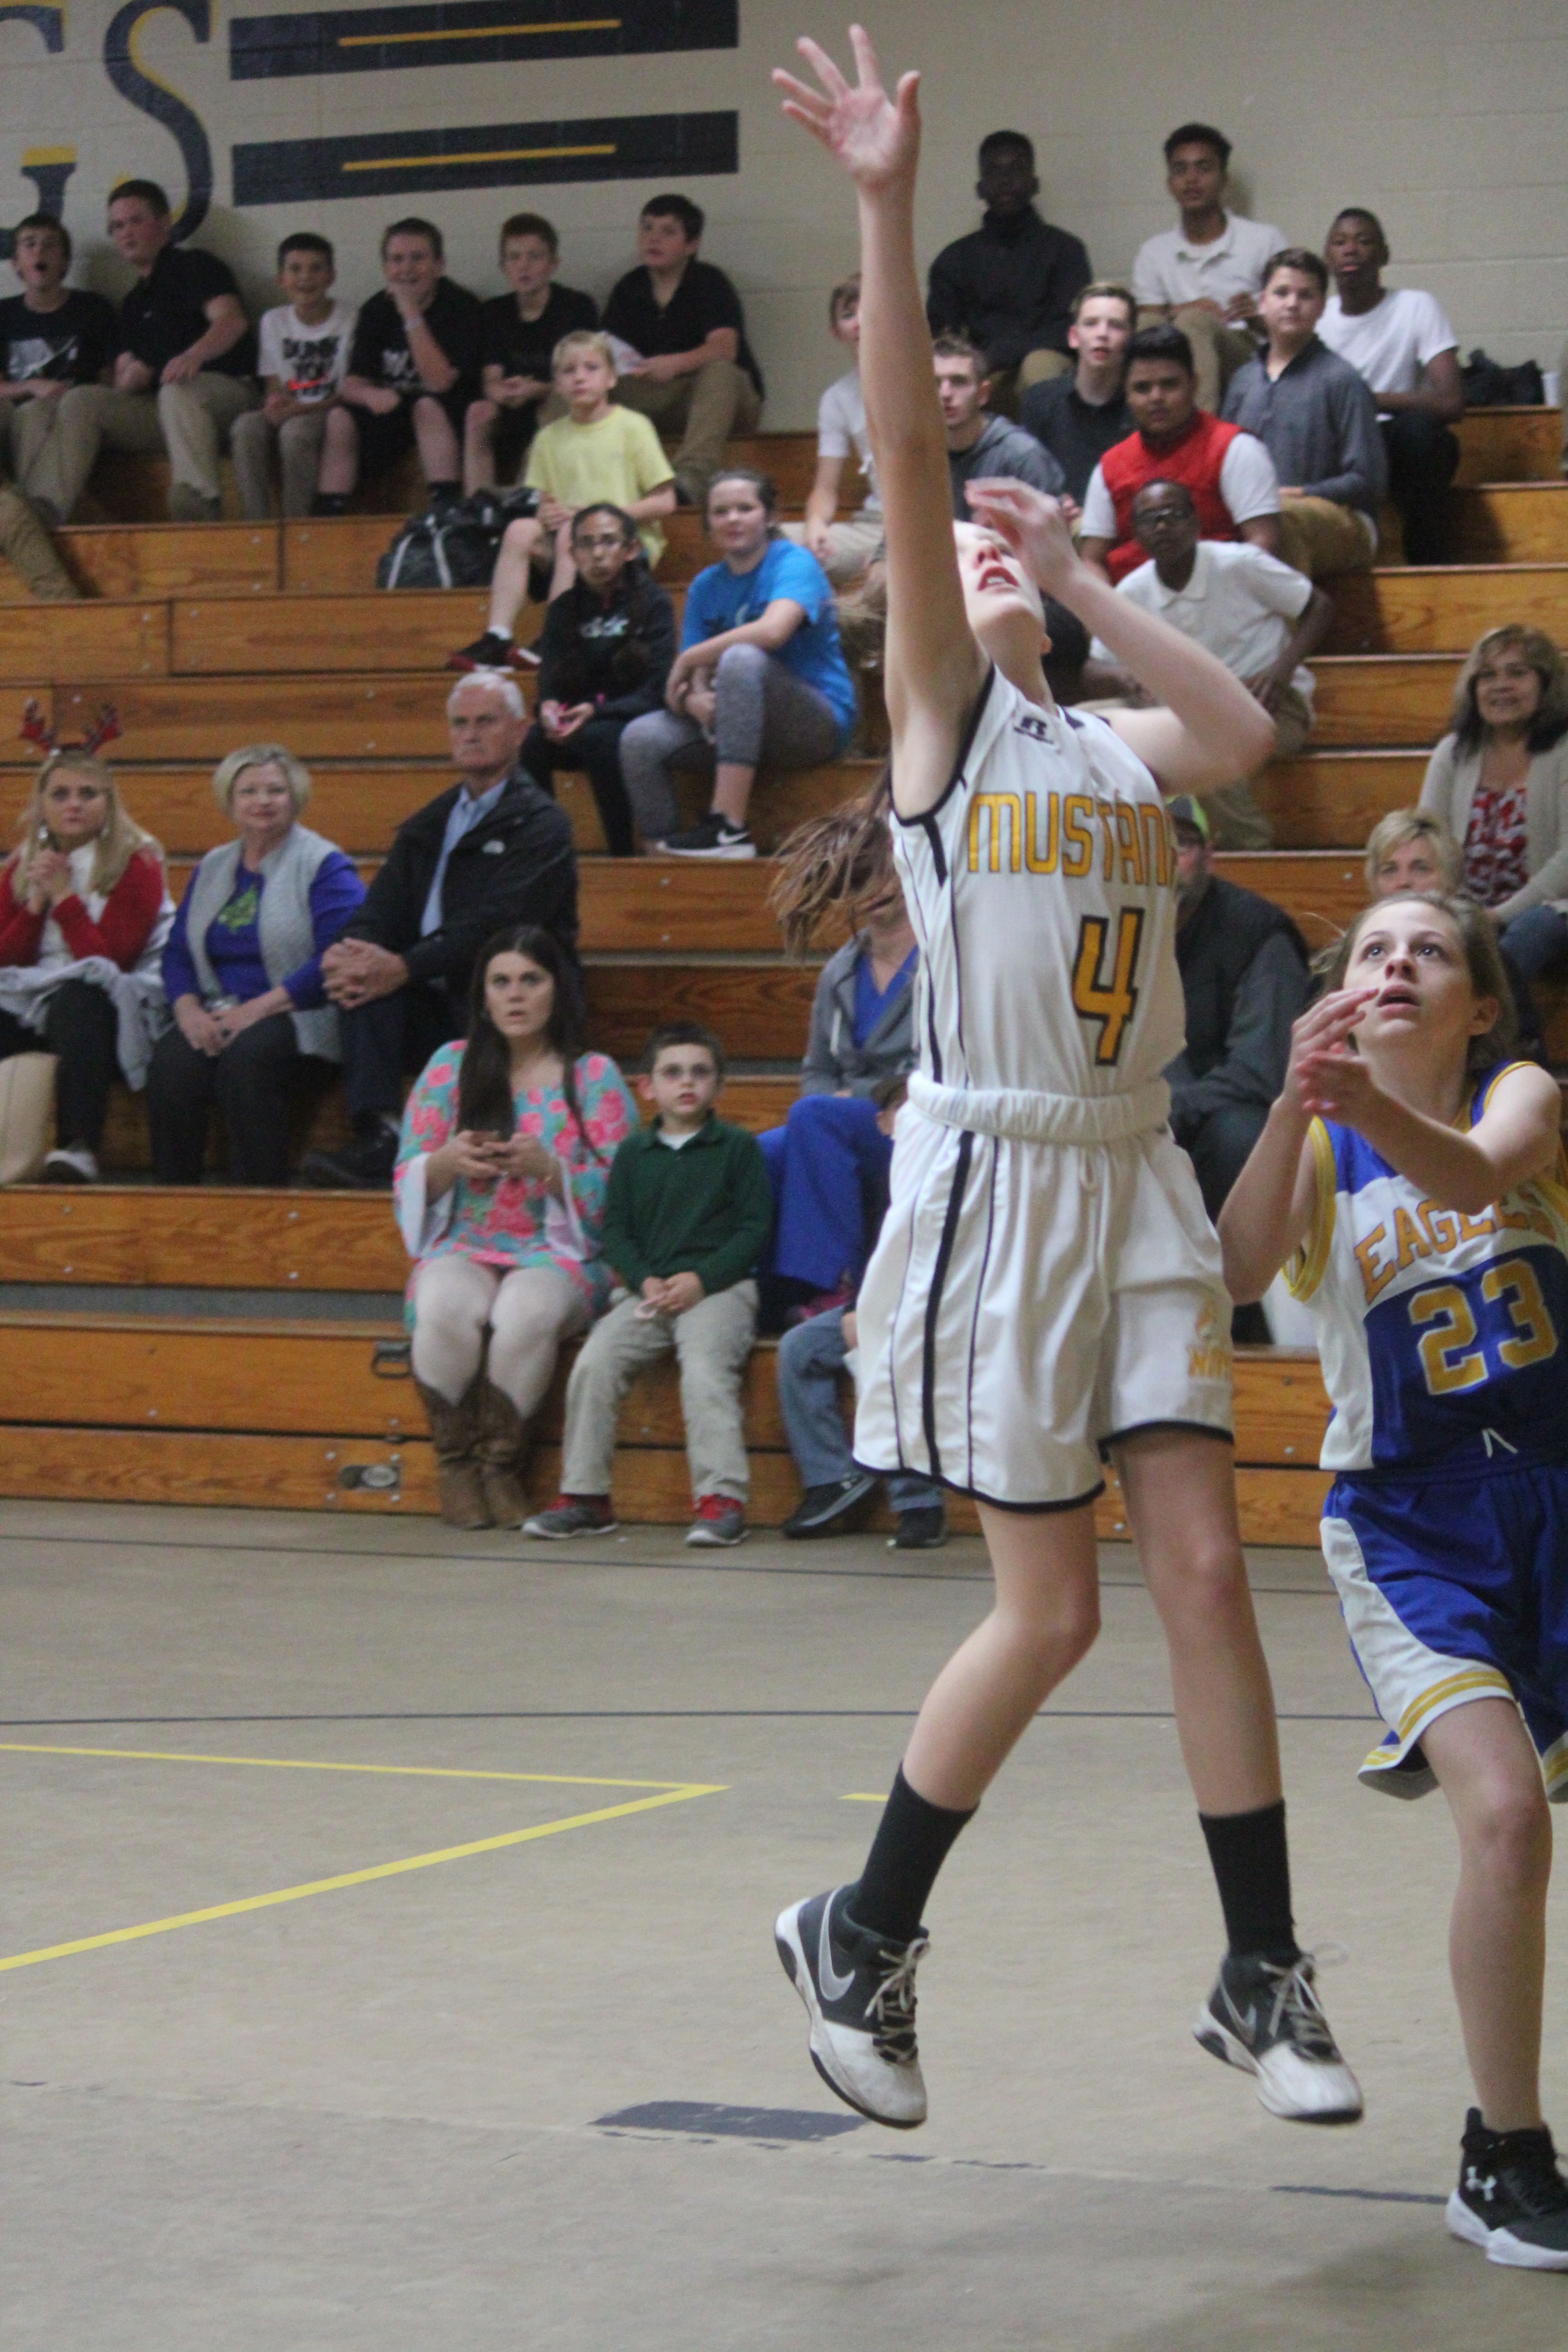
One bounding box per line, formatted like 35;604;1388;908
524;1020;773;1547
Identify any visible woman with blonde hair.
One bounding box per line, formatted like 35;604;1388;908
147;743;364;1184
1363;807;1462;901
0;740;170;1181
1419;624;1568;1046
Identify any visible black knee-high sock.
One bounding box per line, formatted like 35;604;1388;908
847;1765;975;1944
1200;1799;1300;1964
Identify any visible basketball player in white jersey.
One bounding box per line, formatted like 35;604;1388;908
769;29;1362;2132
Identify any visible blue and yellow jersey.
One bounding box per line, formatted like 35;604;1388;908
1288;1063;1568;1477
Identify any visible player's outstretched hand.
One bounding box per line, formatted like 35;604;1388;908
1285;985;1378;1122
965;477;1079;598
773;26;920;193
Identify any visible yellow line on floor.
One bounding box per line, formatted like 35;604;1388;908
0;1743;692;1789
0;1784;724;1972
841;1793;887;1802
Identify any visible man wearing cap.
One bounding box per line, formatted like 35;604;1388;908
1164;794;1309;1338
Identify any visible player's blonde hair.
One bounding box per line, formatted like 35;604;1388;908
1317;890;1519;1075
769;780;897;958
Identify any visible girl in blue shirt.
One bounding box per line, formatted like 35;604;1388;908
619;467;856;859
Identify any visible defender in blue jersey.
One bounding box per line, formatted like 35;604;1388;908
1222;889;1568;2270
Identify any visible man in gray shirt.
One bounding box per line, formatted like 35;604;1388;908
1221;246;1385;578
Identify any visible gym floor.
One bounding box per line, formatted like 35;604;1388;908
5;1499;1564;2347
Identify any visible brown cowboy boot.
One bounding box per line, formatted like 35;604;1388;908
475;1378;532;1527
414;1376;491;1528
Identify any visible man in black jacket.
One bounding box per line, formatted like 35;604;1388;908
1163;795;1308;1337
300;671;578;1187
926;132;1091;417
516;502;676;855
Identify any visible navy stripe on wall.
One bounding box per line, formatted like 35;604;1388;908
232;108;736;204
230;0;735;80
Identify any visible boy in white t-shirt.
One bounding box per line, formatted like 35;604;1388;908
1319;207;1464;564
782;274;883;584
231;233;355;519
1132;123;1284;414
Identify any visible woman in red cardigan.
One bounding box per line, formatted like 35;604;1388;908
0;751;168;1181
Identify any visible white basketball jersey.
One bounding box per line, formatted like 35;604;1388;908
891;668;1186;1098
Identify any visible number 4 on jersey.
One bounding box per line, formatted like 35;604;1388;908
1071;909;1145;1067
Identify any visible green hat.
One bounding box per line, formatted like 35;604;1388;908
1166;794;1210;841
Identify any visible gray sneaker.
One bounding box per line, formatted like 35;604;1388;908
522;1497;617;1539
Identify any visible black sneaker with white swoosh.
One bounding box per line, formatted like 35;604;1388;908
774;1886;929;2128
1449;2107;1568;2268
1193;1950;1363;2122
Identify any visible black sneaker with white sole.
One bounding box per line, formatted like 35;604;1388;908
781;1474;879;1539
656;813;756;860
774;1886;928;2129
1448;2108;1568;2268
1194;1950;1363;2123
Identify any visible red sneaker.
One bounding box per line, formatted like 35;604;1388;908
686;1495;747;1547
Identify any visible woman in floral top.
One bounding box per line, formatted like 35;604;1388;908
1419;625;1568;1055
396;923;636;1528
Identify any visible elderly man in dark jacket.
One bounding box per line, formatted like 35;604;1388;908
301;670;577;1187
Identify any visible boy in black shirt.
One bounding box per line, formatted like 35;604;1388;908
0;214;115;491
31;179;257;524
314;216;482;514
516;502;676;855
464;211;597;493
602;193;763;506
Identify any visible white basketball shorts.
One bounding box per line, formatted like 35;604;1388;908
852;1106;1235;1509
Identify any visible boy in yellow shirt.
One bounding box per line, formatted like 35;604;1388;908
450;329;675;672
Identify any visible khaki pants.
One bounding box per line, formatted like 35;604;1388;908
561;1280;758;1501
987;348;1072;421
33;373;259;521
0;483;75;598
0;394;64;493
1139;304;1259;416
780;511;884;584
1275;495;1375;579
231;405;328;519
611;359;761;503
1203;686;1313;849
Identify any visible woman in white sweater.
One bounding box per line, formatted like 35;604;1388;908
1419;625;1568;1050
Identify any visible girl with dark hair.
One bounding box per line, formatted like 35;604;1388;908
1419;626;1568;1042
1220;891;1568;2265
619;467;857;859
395;923;637;1526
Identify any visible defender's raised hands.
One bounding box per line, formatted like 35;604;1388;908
772;25;920;194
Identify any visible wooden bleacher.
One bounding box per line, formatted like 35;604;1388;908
0;408;1562;1538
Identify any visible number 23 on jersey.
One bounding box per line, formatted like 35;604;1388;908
1408;1255;1560;1396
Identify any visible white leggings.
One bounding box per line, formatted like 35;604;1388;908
410;1254;588;1415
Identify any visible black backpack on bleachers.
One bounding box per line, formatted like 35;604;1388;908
1460;349;1545;408
376;485;539;590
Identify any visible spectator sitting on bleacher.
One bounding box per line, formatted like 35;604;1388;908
936;331;1066;509
1132;122;1283;415
30;180;256;527
1163;793;1309;1339
1078;323;1281;584
464;212;598;496
777;1282;946;1551
447;330;674;663
760;790;917;1322
396;923;637;1529
1221;248;1386;580
1364;807;1461;899
148;745;363;1187
0;213;108;594
524;1019;772;1549
620;468;855;862
301;671;578;1190
231;233;355;521
602;194;764;510
1319;208;1464;566
1019;280;1135;504
1079;479;1333;848
512;504;676;858
925;130;1091;417
311;218;481;517
0;745;169;1184
780;273;884;585
1418;624;1568;1057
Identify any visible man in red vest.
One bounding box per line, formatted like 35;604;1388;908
1078;323;1281;582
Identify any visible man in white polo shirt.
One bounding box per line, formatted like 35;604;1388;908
1132;122;1285;416
1318;206;1464;564
1080;476;1333;848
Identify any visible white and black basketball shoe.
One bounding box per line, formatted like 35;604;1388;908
774;1886;929;2129
1448;2109;1568;2268
1194;1951;1364;2122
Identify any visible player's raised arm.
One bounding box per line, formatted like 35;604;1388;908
966;478;1279;796
775;29;985;814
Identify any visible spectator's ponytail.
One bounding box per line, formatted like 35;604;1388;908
769;775;897;957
